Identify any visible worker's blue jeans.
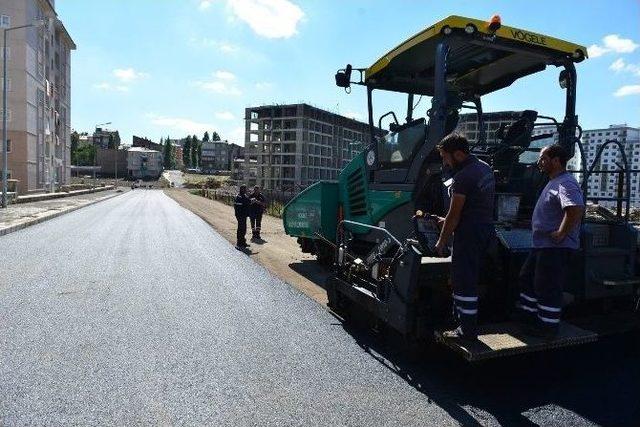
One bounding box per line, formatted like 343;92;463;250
518;248;572;331
450;222;495;337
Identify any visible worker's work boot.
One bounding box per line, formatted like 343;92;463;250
514;304;537;329
524;322;558;339
442;326;478;341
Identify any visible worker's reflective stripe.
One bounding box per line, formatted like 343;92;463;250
453;294;478;302
520;293;537;302
538;314;561;323
520;305;537;313
537;304;561;313
456;307;478;315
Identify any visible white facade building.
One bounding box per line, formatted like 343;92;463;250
0;0;76;194
580;125;640;208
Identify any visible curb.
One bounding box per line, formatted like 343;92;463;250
16;186;116;204
0;190;127;237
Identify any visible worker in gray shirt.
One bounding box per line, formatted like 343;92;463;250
518;144;584;337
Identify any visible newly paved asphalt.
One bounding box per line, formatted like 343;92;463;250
1;190;638;426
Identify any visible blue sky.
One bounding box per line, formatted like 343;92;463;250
57;0;640;145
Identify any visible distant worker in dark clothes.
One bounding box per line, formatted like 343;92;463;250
249;186;267;241
518;144;584;337
234;185;252;249
425;133;495;341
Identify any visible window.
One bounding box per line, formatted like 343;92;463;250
0;15;10;28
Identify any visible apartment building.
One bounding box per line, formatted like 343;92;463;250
245;103;372;190
127;147;162;180
458;112;582;170
581;125;640;208
92;127;120;149
200;140;243;172
201;140;230;173
456;111;522;146
1;0;75;194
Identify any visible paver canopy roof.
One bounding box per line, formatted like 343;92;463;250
364;15;588;97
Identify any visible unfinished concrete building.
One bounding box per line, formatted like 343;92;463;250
245;103;372;191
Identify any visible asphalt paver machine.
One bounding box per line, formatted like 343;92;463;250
283;16;640;360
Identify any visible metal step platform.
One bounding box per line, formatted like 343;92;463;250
434;321;598;362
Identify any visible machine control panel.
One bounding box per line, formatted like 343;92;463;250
496;228;533;252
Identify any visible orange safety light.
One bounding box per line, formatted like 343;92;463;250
488;14;501;32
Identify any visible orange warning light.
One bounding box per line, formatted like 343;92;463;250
488;15;501;32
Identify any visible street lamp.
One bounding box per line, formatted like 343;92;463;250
2;18;48;208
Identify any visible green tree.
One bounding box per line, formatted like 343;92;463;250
70;131;79;164
163;137;173;169
75;144;96;166
191;135;199;168
211;131;221;141
183;136;192;168
203;131;210;142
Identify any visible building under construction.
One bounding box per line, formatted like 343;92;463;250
244;103;373;191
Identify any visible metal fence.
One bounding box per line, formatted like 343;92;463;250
196;188;298;218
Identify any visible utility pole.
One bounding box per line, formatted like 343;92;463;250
115;145;118;187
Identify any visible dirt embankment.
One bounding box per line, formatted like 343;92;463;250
164;189;330;306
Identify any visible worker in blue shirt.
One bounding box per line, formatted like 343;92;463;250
518;144;584;337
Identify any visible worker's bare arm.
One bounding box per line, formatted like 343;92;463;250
435;193;466;255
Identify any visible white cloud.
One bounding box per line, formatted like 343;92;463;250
610;58;626;71
193;72;242;95
189;37;239;54
603;34;639;53
215;111;236;120
113;68;149;83
149;114;215;134
195;80;242;96
588;44;609;58
215;70;236;80
255;81;273;90
589;34;639;58
199;0;213;10
609;58;640;76
614;85;640;97
227;0;304;39
229;126;245;144
218;42;237;53
93;82;129;92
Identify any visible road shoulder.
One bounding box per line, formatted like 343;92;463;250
164;188;330;306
